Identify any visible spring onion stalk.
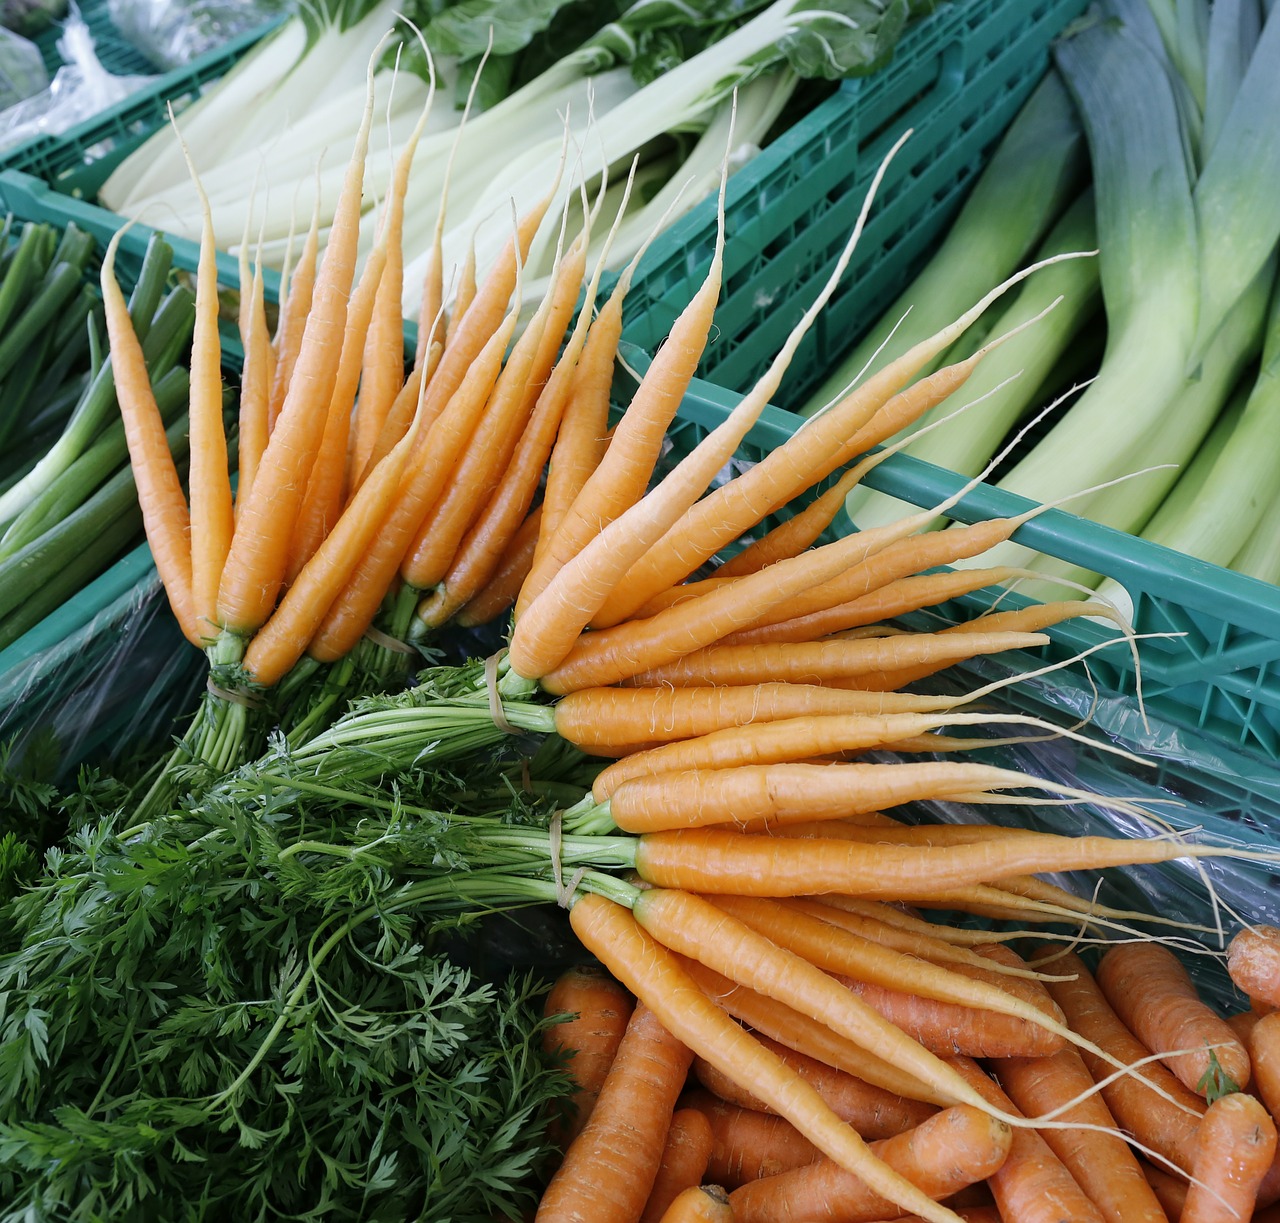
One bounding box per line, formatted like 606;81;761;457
845;190;1101;533
798;70;1087;417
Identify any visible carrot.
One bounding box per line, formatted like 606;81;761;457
1181;1092;1277;1223
552;630;1050;695
1142;1163;1188;1220
100;229;201;647
692;1033;936;1140
591;255;1081;630
568;893;969;1223
656;1185;732;1223
727;1103;1013;1223
543;965;635;1146
640;1108;715;1223
1228;927;1280;1011
236;232;272;513
216;46;385;635
949;1057;1105;1223
1096;943;1251;1096
680;960;947;1107
885;1211;1001;1223
999;1046;1170;1223
688;1090;821;1188
1225;1009;1261;1044
455;505;544;627
174;133;232;640
1042;949;1205;1175
602;761;1126;833
536;1002;693;1223
269;188;320;431
1249;1013;1280;1129
448;234;479;345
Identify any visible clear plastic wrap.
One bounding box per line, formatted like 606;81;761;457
106;0;290;72
0;7;153;151
0;24;46;107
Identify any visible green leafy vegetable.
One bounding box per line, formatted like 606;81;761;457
1197;1046;1242;1104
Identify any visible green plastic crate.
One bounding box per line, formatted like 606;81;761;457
618;0;1090;412
1;3;279;197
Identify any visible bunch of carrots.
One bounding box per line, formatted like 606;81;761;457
106;30;1280;1223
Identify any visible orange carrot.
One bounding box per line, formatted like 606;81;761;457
542;965;635;1146
1181;1092;1277;1223
640;1108;715;1223
236;234;272;513
568;893;969;1223
1141;1163;1187;1221
692;1033;936;1139
1043;950;1205;1175
999;1047;1170;1223
656;1185;733;1223
268;190;320;431
1097;943;1251;1096
949;1057;1105;1223
100;229;200;647
455;505;544;627
688;1089;821;1188
1229;927;1280;1011
536;1003;693;1223
727;1103;1013;1223
1249;1013;1280;1129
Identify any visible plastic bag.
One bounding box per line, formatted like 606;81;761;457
0;0;68;39
0;7;153;151
108;0;290;72
0;25;46;108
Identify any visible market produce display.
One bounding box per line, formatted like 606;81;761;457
5;0;1280;1220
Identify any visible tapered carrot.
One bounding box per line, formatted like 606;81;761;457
593;255;1083;628
692;1033;936;1139
1096;943;1251;1096
640;1108;715;1223
1229;927;1280;1011
1181;1092;1277;1223
680;961;947;1107
569;893;969;1223
949;1057;1105;1223
448;235;479;346
551;630;1049;695
455;505;543;627
728;1103;1013;1223
688;1089;821;1188
268;187;320;431
217;45;385;635
236;229;272;513
999;1047;1171;1223
1043;950;1205;1175
1249;1013;1280;1129
100;229;200;647
542;965;635;1146
536;1002;693;1223
657;1185;732;1223
175;131;232;639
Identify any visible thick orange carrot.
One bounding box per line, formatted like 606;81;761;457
217;49;383;635
692;1033;936;1139
1225;1009;1261;1044
640;1108;715;1223
1182;1092;1277;1223
569;893;968;1223
656;1185;732;1223
1141;1163;1187;1221
1096;943;1251;1096
454;505;543;628
949;1057;1105;1223
688;1089;821;1188
1043;950;1205;1175
1250;1012;1280;1129
1229;927;1280;1011
999;1047;1170;1223
537;1001;692;1223
100;230;200;647
727;1103;1013;1223
542;965;635;1146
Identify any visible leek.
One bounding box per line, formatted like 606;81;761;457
1232;485;1280;584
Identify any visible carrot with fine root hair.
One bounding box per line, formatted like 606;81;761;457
693;1033;937;1139
447;234;479;346
569;893;969;1223
454;504;543;627
728;1104;1014;1223
640;1108;715;1223
1228;926;1280;1010
542;964;634;1146
510;133;909;681
236;227;272;513
1096;943;1251;1096
100;229;200;646
216;42;386;636
269;185;320;431
537;1002;693;1223
657;1185;732;1223
1181;1092;1277;1223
